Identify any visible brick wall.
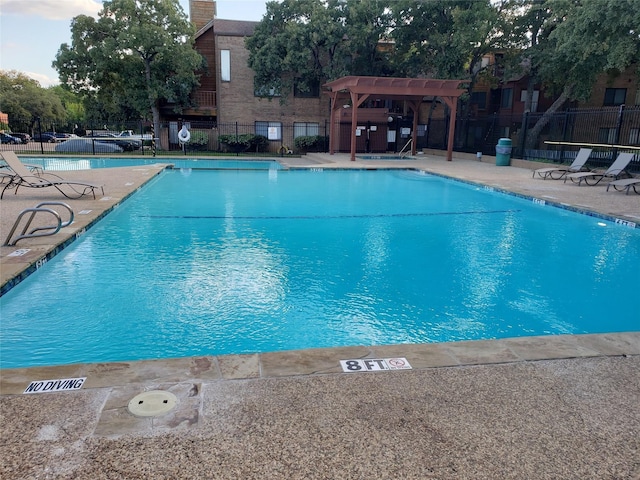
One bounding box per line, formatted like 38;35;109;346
189;0;216;31
580;64;639;108
196;28;216;91
215;35;330;125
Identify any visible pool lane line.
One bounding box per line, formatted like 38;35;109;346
138;209;521;220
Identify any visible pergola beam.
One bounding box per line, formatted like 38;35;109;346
324;76;466;161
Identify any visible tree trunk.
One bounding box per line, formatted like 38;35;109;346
143;56;162;151
525;84;573;150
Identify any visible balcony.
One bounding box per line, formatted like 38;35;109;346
193;90;216;108
161;90;217;118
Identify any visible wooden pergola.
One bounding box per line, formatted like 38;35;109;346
323;76;466;161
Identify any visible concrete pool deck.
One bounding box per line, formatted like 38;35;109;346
1;152;639;479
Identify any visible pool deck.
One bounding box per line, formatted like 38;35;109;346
1;152;639;479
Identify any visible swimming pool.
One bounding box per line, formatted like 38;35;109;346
18;156;282;171
1;169;638;369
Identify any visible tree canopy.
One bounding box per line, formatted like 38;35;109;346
53;0;205;138
507;0;640;146
532;0;640;101
0;70;67;132
246;0;640;118
247;0;524;103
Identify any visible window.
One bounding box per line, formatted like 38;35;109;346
603;88;626;106
501;88;513;109
598;128;617;144
256;121;282;141
294;79;320;98
220;50;230;82
294;122;319;138
520;90;539;112
254;85;281;97
470;92;486;110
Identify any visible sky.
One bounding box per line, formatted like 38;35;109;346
0;0;269;88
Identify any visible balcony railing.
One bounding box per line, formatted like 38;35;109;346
193;90;216;108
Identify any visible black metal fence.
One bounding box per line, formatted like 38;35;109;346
2;106;639;171
447;105;639;155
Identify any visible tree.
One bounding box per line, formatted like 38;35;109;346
247;0;533;114
53;0;205;143
390;1;523;117
523;0;640;147
246;0;395;103
50;85;86;131
341;0;394;76
0;70;67;133
247;0;348;102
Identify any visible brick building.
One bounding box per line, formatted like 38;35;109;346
172;1;638;153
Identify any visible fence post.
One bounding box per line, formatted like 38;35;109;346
37;117;44;155
151;123;156;157
519;112;529;159
559;111;570;161
323;120;328;152
614;104;625;146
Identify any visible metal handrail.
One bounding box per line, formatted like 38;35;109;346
4;202;74;246
399;138;413;158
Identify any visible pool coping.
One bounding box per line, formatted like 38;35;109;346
1;332;638;397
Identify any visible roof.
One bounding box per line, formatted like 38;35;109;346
213;19;258;36
323;76;467;99
195;18;258;39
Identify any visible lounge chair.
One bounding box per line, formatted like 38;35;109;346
0;151;104;199
1;161;43;175
564;152;635;186
606;177;640;195
533;148;592;180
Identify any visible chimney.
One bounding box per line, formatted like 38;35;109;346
190;0;216;31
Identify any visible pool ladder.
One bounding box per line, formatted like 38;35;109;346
4;202;74;246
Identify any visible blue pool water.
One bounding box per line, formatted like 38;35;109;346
1;169;639;368
19;156;282;171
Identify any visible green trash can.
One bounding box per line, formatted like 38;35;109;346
495;138;512;166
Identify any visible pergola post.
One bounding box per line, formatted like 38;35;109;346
442;96;458;162
350;91;358;161
328;92;337;155
409;100;420;156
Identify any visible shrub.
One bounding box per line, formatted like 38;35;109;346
250;134;269;152
294;135;328;152
189;130;209;146
219;133;268;152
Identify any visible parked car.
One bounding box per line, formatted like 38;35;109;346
10;133;31;143
55;132;75;140
55;138;123;153
119;130;152;140
41;132;74;142
0;132;22;144
93;133;141;151
32;133;58;143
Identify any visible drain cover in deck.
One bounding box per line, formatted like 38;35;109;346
127;390;177;417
